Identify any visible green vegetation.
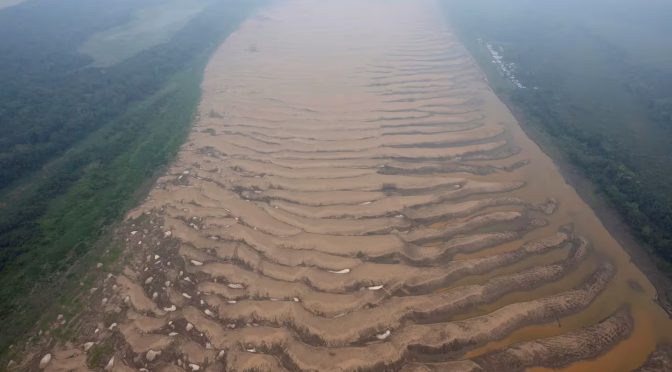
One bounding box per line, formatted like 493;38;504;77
0;0;264;355
80;0;213;66
441;0;672;272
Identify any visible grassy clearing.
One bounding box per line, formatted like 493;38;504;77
80;0;212;67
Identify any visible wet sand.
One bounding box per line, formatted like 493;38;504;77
28;0;672;371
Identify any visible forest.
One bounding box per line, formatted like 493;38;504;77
0;0;264;354
441;0;672;272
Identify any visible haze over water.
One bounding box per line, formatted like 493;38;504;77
32;0;672;370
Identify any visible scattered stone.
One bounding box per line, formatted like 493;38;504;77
39;354;51;369
376;330;391;340
328;268;350;274
104;356;114;371
146;350;161;362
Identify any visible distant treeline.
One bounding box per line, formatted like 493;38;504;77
441;0;672;273
510;88;672;271
0;0;264;355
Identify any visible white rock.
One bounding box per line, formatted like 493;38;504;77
108;323;117;330
144;276;154;285
83;342;94;351
293;297;300;302
367;284;384;291
189;363;201;371
204;309;215;317
182;293;192;299
38;354;51;369
376;330;391;340
227;300;237;304
328;268;350;274
169;332;178;336
154;255;160;260
186;323;194;332
104;356;114;371
152;292;158;300
227;283;244;289
190;260;203;266
164;305;177;312
164;231;172;238
131;231;138;235
146;350;160;362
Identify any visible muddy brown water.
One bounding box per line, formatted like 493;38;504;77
32;0;672;371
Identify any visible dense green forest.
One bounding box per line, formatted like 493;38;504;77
0;0;264;355
441;0;672;271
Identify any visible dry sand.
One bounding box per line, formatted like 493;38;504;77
20;0;672;371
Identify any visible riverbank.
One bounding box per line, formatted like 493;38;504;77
500;92;672;317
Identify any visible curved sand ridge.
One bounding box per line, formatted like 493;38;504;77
30;0;672;371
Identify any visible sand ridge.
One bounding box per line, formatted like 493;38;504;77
22;0;672;371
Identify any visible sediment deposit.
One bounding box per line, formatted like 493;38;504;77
20;0;672;371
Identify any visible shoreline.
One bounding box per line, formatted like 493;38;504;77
496;91;672;318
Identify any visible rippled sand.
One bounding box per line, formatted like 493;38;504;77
30;0;672;371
